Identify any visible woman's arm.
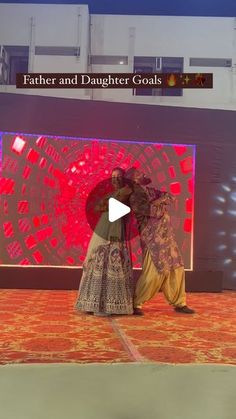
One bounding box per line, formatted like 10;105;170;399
130;190;175;218
114;185;133;203
94;197;109;213
129;191;151;217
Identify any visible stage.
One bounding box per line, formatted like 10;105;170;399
0;289;235;365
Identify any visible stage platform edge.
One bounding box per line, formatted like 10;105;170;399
0;267;223;292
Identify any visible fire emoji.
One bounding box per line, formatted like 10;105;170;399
167;74;177;87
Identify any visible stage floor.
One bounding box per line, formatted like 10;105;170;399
0;290;235;365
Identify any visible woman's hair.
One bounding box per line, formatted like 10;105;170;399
111;167;125;176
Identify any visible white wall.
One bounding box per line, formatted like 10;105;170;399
0;3;90;99
91;15;233;56
90;15;236;109
0;3;89;50
0;5;236;109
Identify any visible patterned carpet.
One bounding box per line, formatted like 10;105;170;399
0;289;235;365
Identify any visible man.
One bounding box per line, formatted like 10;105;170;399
126;167;194;315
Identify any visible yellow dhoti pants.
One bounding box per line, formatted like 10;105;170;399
134;250;187;308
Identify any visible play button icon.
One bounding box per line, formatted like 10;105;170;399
85;177;141;240
108;198;130;222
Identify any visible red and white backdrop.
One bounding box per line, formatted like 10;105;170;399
0;132;195;269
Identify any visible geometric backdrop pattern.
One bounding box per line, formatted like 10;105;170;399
0;132;195;268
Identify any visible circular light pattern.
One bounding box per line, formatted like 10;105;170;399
214;181;236;283
0;132;194;269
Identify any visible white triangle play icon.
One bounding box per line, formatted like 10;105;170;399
108;198;131;222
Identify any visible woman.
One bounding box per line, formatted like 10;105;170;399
76;168;134;316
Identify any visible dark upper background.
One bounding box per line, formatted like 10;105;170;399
1;0;236;18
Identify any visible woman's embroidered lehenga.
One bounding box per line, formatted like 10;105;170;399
76;186;134;315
